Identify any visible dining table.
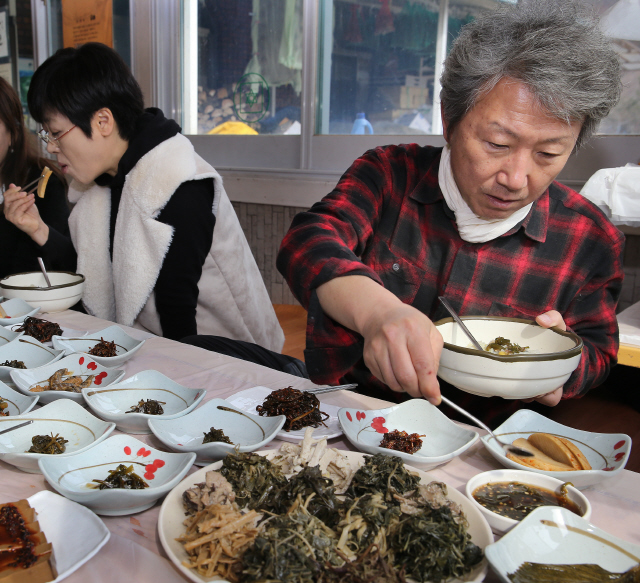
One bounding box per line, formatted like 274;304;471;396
2;308;639;583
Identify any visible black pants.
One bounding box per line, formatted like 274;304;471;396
180;335;309;379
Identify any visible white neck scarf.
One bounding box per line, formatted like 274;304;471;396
438;145;532;243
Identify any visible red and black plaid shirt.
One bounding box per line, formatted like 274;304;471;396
277;145;624;425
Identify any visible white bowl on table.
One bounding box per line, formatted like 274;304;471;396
337;398;479;470
0;297;40;326
0;335;64;382
481;409;631;489
10;353;125;405
0;399;115;473
148;398;286;465
484;506;640;583
53;324;145;367
82;369;205;434
0;379;39;415
465;468;591;535
0;271;84;313
434;316;582;399
39;434;196;516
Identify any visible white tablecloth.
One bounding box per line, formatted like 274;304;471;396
3;309;639;583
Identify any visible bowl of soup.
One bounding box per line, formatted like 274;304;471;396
0;271;84;313
434;316;582;399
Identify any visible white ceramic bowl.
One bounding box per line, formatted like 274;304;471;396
148;398;286;465
0;271;84;313
0;379;39;415
481;409;631;489
337;399;479;469
465;468;591;535
28;490;110;581
0;399;115;473
53;324;146;367
484;506;640;583
0;335;64;382
434;316;582;399
0;325;23;346
39;434;196;516
0;297;40;325
10;353;125;405
82;369;205;434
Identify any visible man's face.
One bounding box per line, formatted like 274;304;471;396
445;78;582;220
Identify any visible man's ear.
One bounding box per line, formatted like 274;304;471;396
93;108;117;137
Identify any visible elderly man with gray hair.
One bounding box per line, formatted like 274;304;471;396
277;0;625;425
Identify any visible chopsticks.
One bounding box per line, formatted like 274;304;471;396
22;175;42;195
0;420;33;435
304;383;358;395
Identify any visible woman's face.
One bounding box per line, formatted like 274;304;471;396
0;119;12;167
43;111;119;184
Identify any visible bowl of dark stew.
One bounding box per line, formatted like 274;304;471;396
465;468;591;535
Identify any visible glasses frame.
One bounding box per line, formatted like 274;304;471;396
38;125;76;149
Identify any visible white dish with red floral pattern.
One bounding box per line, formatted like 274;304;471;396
337;398;479;469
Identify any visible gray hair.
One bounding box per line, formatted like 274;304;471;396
440;0;621;150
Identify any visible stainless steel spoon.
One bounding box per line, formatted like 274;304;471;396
38;257;52;287
0;420;33;435
438;296;483;351
440;395;533;457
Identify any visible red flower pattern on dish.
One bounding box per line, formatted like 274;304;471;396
614;440;625;450
371;416;388;433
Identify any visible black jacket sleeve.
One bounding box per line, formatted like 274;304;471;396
154;178;215;340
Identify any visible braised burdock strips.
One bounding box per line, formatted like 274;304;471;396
256;386;329;431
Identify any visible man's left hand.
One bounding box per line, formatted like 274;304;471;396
525;310;566;406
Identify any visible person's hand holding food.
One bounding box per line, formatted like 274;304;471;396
2;184;49;246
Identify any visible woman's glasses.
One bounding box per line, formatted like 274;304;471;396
38;125;76;149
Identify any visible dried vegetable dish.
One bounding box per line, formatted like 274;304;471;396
126;399;165;415
30;368;94;393
379;429;425;454
26;433;68;454
15;317;62;343
89;464;149;490
88;337;118;357
0;360;26;369
508;562;640;583
176;429;483;583
202;427;233;444
256;386;329;431
0;398;8;416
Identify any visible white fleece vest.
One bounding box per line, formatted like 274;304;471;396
67;134;284;352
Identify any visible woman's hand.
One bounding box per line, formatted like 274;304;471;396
524;310;567;406
3;184;49;246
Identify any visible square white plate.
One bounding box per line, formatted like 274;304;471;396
485;506;640;583
0;297;40;325
28;490;110;582
228;385;342;442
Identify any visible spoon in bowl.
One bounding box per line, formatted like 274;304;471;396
37;257;52;288
440;395;534;457
438;297;483;351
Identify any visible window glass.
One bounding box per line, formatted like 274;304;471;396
316;0;503;136
194;0;303;135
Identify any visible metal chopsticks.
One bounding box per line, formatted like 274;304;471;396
304;383;358;395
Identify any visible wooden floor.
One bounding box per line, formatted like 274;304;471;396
273;304;640;473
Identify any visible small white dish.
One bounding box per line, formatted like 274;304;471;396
28;490;110;582
0;271;85;313
0;325;23;346
465;468;591;535
159;449;494;583
228;385;342;442
0;399;115;473
82;369;205;434
482;409;631;489
434;316;582;399
39;434;196;516
53;324;145;367
148;398;286;465
338;399;479;470
10;353;125;405
484;506;640;583
0;297;41;325
0;335;64;382
0;379;39;415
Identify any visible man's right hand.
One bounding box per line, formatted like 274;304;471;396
316;275;443;404
3;184;50;246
